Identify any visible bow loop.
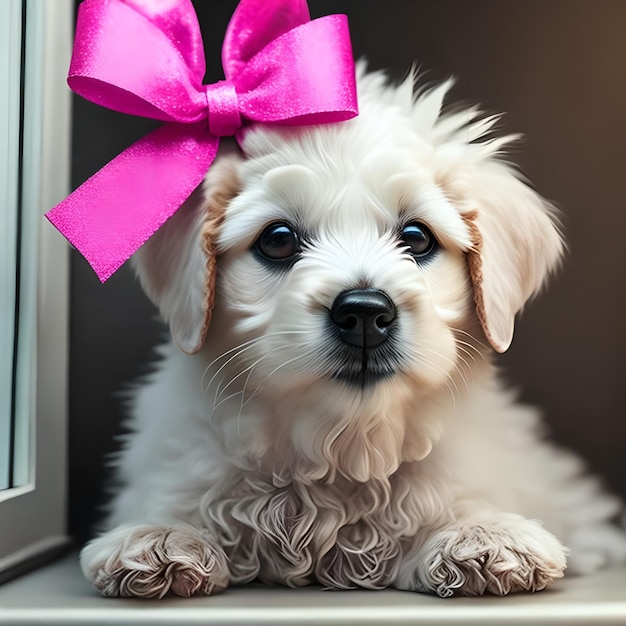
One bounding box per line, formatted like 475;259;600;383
234;15;357;125
68;0;207;123
223;0;310;79
122;0;207;79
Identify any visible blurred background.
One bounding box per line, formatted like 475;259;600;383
68;0;626;543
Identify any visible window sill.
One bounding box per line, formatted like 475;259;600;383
0;554;625;625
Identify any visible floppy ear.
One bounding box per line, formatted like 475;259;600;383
461;161;564;352
131;152;242;354
410;79;564;353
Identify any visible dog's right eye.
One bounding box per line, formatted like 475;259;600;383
253;222;301;266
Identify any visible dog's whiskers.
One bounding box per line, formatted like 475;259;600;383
207;333;313;431
453;350;475;378
450;333;488;397
450;328;489;353
406;345;468;406
455;344;480;367
255;342;327;391
212;353;270;411
212;346;292;410
202;336;265;400
202;330;309;400
238;351;313;415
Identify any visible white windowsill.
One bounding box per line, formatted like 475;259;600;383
0;555;625;625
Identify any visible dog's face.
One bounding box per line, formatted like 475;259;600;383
214;134;474;397
133;69;563;405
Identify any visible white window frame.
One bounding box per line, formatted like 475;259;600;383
0;0;73;580
0;0;22;492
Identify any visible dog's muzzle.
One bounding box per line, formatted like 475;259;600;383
328;289;399;387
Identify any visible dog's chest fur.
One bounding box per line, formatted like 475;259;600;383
198;378;453;587
201;460;446;588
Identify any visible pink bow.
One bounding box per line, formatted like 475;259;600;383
47;0;358;282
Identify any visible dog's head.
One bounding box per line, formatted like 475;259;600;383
133;68;563;398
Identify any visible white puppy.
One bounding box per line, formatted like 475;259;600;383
80;67;625;598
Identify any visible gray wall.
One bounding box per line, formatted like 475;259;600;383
69;0;626;541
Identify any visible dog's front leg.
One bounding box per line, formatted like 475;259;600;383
80;523;229;598
395;502;568;597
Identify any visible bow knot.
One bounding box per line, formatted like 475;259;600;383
46;0;358;282
204;81;242;137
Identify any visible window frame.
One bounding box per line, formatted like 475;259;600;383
0;0;73;582
0;0;23;492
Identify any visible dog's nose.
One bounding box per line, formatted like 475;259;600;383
330;289;396;349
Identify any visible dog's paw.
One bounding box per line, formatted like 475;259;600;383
399;515;567;597
80;524;229;598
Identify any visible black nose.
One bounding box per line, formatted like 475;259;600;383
330;289;396;349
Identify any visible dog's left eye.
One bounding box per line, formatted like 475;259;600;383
254;222;301;264
400;222;438;260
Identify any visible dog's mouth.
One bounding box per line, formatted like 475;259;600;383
329;343;401;389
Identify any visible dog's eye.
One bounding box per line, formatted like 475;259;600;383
401;222;438;260
254;222;301;264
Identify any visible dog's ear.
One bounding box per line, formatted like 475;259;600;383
461;162;564;352
131;153;241;354
409;80;564;352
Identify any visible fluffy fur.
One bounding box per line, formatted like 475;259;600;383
80;67;626;598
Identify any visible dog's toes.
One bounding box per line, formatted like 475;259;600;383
407;515;567;597
81;524;229;598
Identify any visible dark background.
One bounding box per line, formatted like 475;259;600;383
69;1;626;542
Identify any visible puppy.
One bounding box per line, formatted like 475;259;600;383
80;66;625;598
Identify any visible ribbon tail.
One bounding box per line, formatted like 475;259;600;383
46;123;218;282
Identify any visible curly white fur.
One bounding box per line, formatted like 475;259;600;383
80;66;626;598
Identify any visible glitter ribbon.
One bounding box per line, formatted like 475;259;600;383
46;0;358;281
